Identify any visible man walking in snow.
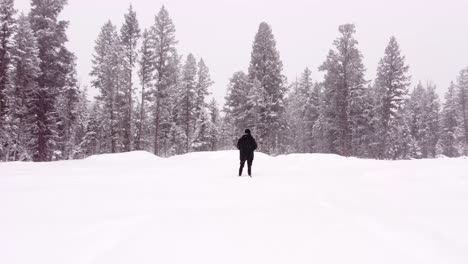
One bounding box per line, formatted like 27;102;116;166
237;129;257;177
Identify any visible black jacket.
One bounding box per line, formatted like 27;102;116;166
237;134;257;160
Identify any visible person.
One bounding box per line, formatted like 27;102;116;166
236;129;257;177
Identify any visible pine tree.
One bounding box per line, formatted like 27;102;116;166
80;101;102;156
29;0;76;161
151;5;178;156
0;0;16;159
4;13;39;161
120;4;140;152
285;67;320;153
405;83;440;158
192;109;215;151
207;98;220;151
457;67;468;155
178;53;198;153
248;22;286;154
319;24;367;157
423;84;440;158
70;86;89;159
374;36;411;159
90;21;122;153
195;58;212;120
136;28;155;150
223;71;252;135
440;82;462;157
55;50;80;160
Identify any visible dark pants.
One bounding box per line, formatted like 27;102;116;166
239;159;253;176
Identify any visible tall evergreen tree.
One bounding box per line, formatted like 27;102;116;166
405;83;440;158
136;28;154;150
248;22;286;154
319;24;367;157
374;36;411;159
285;67;317;153
178;53;198;153
29;0;76;161
90;21;122;153
195;58;212;120
0;0;16;159
207;98;220;151
4;13;40;161
223;71;252;135
120;4;140;152
456;67;468;155
151;5;178;156
440;82;462;157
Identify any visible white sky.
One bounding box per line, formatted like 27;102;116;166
14;0;468;104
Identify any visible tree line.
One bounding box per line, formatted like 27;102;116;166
1;0;467;161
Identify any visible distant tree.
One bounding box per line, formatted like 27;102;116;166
440;82;463;157
195;58;212;120
285;67;317;153
456;67;468;155
405;83;440;158
207;98;221;151
223;71;252;135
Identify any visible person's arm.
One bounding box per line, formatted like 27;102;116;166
236;138;240;149
252;138;257;150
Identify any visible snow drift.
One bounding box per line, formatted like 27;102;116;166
1;151;467;264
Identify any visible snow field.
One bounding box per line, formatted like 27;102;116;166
1;151;467;264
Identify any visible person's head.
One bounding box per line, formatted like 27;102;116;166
245;129;251;135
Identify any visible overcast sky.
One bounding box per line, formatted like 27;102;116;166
14;0;468;104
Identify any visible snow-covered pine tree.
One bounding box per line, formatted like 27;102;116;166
192;109;216;152
456;67;468;155
29;0;76;161
319;24;367;157
223;71;252;136
207;98;220;151
248;22;287;154
0;0;15;121
195;58;212;120
55;50;80;160
304;83;322;152
120;4;140;152
69;86;90;159
4;13;39;161
136;29;155;150
178;53;198;153
405;83;440;158
285;67;318;153
80;101;102;157
151;5;178;156
405;83;425;159
440;82;463;157
423;84;440;158
374;36;411;159
0;0;16;159
90;21;122;153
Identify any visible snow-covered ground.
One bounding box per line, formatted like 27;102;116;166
1;151;467;264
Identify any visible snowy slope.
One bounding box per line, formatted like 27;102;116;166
1;151;467;264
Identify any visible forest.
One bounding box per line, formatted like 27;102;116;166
1;0;467;161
